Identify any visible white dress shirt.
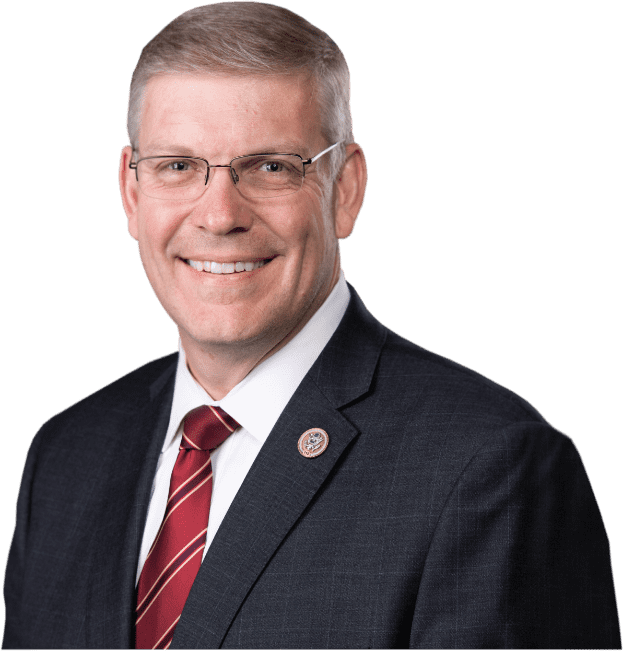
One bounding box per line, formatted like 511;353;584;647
136;273;350;582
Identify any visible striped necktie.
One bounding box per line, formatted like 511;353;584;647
135;405;239;649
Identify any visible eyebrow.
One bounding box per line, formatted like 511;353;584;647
141;144;197;157
140;142;310;158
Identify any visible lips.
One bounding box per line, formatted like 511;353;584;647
183;258;272;274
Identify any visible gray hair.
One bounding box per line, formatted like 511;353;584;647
128;2;353;180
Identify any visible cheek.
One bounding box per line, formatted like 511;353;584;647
294;211;339;286
136;203;184;252
308;202;338;257
280;191;334;249
283;213;331;267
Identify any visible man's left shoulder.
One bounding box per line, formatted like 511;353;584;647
378;328;545;427
336;295;576;469
333;287;543;428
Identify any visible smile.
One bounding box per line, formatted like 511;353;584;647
184;258;271;274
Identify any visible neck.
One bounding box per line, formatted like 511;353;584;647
181;336;270;401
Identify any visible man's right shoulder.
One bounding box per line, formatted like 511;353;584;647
35;353;178;445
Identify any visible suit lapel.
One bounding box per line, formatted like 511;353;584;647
85;361;176;648
172;288;387;649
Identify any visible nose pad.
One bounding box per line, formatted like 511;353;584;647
205;164;239;189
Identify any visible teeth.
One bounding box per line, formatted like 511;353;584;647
187;258;269;274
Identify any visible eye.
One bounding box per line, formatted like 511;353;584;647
148;158;200;174
259;161;285;173
167;160;193;172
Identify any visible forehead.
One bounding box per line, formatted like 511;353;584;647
139;73;322;157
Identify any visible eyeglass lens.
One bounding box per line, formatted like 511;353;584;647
136;154;306;200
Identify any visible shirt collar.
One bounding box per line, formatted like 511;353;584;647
162;272;350;453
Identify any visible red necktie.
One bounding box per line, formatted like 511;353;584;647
135;405;239;649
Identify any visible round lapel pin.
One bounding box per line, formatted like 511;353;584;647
298;428;329;458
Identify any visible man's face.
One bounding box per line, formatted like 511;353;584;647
121;74;354;357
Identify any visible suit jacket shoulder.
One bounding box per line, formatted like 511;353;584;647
38;352;178;444
3;354;178;649
312;287;552;472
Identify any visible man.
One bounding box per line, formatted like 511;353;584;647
3;2;620;648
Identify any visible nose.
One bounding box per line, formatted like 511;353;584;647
191;166;252;235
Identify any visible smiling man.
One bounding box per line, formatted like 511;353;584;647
2;3;620;650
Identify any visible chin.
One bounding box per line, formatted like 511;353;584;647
181;319;273;350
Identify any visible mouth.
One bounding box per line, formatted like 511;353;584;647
182;257;274;275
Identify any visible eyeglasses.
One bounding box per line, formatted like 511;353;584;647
129;142;341;201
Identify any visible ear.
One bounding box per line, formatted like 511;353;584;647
119;145;140;241
333;143;367;239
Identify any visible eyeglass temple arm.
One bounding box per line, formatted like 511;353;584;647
303;141;342;166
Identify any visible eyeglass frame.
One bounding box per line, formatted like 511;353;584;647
128;141;342;200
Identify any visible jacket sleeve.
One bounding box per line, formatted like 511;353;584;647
2;430;43;649
409;421;621;649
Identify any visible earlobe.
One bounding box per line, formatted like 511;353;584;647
334;143;367;240
119;146;140;241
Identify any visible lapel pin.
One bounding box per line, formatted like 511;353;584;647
298;428;329;458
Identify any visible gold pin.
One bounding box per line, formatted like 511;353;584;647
298;428;329;458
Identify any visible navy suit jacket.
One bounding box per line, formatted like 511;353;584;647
3;287;620;648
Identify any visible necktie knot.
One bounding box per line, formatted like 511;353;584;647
181;405;239;451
